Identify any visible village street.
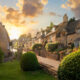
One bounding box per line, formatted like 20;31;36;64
37;56;60;73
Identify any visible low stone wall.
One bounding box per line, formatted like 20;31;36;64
35;49;66;61
46;52;60;60
35;49;47;57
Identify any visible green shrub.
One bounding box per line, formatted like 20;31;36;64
32;43;43;51
58;50;80;80
45;43;58;52
20;51;40;71
55;48;64;52
0;48;4;63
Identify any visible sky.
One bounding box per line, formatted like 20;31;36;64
0;0;80;40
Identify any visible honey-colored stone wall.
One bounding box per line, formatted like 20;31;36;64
0;23;10;56
67;33;80;43
57;33;80;45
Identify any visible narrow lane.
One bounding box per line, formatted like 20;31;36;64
37;56;60;71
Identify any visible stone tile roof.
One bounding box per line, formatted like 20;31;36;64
56;22;68;33
66;20;80;35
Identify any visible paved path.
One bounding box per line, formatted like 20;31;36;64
37;56;60;71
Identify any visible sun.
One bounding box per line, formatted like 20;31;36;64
5;24;24;40
9;27;22;40
4;23;33;40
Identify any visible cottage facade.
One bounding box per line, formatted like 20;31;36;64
25;14;80;49
44;14;80;47
0;23;10;56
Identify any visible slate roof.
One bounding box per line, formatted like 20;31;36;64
66;20;80;34
55;20;80;36
43;19;80;39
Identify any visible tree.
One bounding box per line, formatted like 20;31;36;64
50;22;54;29
46;22;54;34
68;17;75;24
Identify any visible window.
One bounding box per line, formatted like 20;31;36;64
77;29;80;33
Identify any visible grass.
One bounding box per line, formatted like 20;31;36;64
0;61;56;80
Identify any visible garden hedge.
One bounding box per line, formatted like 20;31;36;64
58;50;80;80
20;51;40;71
45;43;58;52
32;43;43;51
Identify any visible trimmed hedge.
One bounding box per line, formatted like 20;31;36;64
58;50;80;80
0;48;4;63
45;43;58;52
32;43;43;51
20;51;40;71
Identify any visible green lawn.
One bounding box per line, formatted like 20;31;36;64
0;61;56;80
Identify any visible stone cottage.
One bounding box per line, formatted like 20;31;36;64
25;14;80;48
44;14;80;47
0;22;10;56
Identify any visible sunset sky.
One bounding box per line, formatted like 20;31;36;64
0;0;80;40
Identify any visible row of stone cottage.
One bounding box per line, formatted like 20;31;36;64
26;14;80;49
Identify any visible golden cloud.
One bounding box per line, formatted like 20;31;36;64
61;0;80;19
3;7;26;27
0;0;48;27
17;0;47;17
30;20;38;24
0;0;49;39
61;4;67;8
41;0;48;5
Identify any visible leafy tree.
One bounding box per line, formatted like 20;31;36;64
46;22;54;34
50;22;54;29
68;17;75;24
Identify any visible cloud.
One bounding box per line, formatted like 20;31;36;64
30;20;38;24
41;0;48;5
17;0;47;17
49;12;61;17
61;4;67;8
2;7;26;27
0;0;48;27
61;0;80;19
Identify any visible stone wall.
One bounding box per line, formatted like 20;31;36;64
0;23;10;56
67;33;80;43
35;49;47;57
35;49;61;60
57;33;80;46
46;52;60;60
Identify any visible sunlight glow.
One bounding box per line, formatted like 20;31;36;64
5;23;28;40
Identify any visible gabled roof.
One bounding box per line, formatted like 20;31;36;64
66;20;80;34
45;31;56;38
55;22;68;33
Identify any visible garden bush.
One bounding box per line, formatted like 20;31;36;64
0;48;4;63
45;43;58;52
20;51;40;71
58;50;80;80
32;43;43;51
